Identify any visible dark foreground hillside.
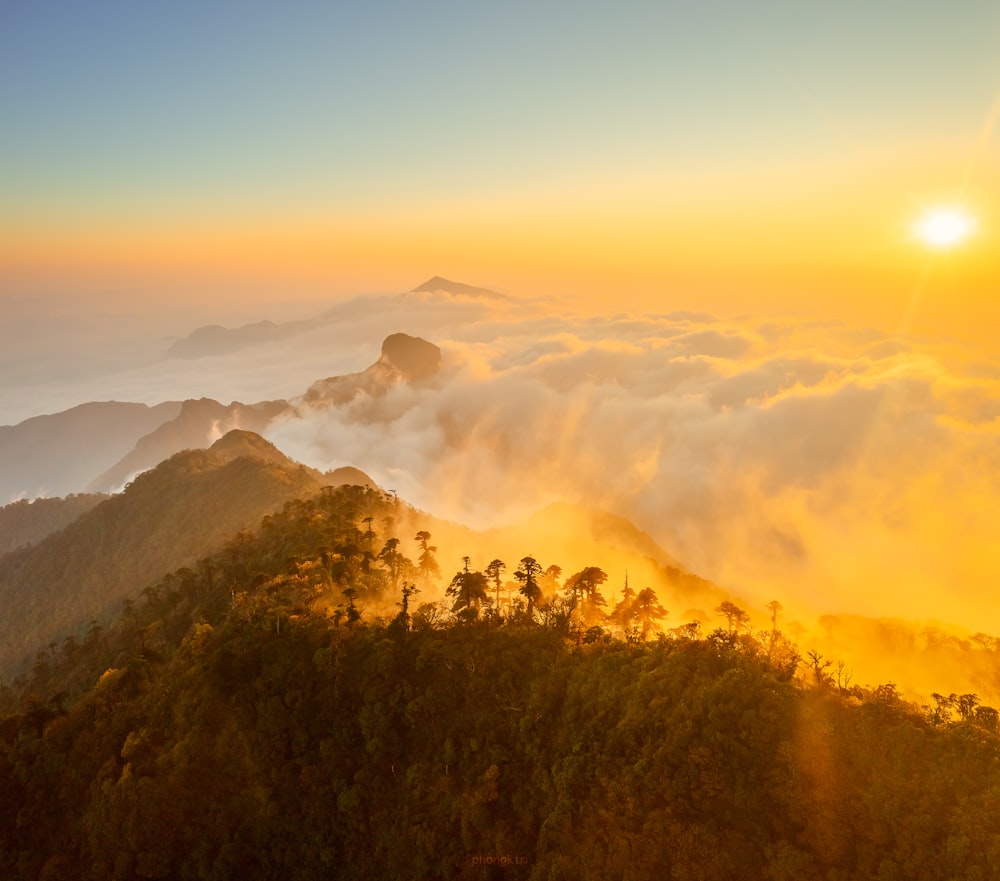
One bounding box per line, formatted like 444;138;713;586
2;483;998;881
0;432;325;679
0;494;107;557
4;620;1000;880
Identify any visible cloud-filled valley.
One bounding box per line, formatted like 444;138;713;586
3;283;998;639
249;288;1000;633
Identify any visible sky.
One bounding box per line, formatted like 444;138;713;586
1;1;999;646
2;0;999;338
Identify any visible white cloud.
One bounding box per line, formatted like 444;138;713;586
5;285;998;632
263;302;999;630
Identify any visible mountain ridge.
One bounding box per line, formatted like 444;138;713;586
1;329;440;500
0;432;328;678
410;275;508;299
0;401;182;502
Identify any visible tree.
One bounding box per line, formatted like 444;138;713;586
715;600;750;634
765;600;784;660
805;650;831;687
391;581;420;634
766;600;783;636
633;587;667;640
414;531;441;586
834;660;853;694
484;559;506;613
378;537;412;595
446;557;489;618
342;586;361;625
564;567;609;628
540;565;563;597
956;693;980;722
514;556;543;621
610;583;638;642
361;515;376;551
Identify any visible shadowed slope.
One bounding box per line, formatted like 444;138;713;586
0;431;326;679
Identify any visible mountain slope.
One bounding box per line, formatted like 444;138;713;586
90;333;439;492
1;323;444;501
167;319;286;358
87;398;288;492
299;332;441;405
410;275;508;300
2;498;998;880
0;494;109;557
0;401;182;501
0;431;329;679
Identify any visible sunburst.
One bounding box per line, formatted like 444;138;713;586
913;207;978;249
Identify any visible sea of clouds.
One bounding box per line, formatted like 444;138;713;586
4;286;998;630
256;289;999;630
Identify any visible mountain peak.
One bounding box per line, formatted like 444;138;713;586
209;429;292;466
410;277;505;299
379;333;441;381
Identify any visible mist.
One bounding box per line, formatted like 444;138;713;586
3;283;998;675
255;291;999;641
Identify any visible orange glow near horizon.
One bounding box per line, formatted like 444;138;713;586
2;153;997;349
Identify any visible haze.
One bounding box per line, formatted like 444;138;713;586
2;4;999;651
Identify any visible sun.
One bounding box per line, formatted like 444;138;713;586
913;207;978;250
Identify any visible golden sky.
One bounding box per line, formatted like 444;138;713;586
2;2;998;348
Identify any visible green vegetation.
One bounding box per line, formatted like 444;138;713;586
0;440;325;679
0;494;108;557
2;484;999;880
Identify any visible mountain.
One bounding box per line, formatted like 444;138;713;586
410;275;508;300
97;333;440;486
86;398;288;493
0;494;108;557
0;431;331;680
208;427;305;466
167;319;287;358
0;329;437;501
418;499;727;624
0;278;496;501
0;401;182;501
300;332;441;405
327;465;378;487
2;476;998;880
164;277;497;362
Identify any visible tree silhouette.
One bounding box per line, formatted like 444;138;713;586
342;586;361;625
414;530;441;586
392;581;420;634
514;556;543;621
484;559;506;613
633;587;667;640
447;557;489;619
610;583;638;641
715;600;750;634
378;537;412;595
564;566;609;629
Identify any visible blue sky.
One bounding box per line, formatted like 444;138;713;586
4;0;998;220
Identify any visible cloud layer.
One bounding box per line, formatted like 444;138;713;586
263;295;999;631
4;285;997;634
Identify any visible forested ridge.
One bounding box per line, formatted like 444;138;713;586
2;484;999;880
0;434;325;678
0;494;108;557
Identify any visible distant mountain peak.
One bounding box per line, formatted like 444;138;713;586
410;276;507;299
209;429;292;466
379;333;441;381
301;333;441;406
167;319;284;359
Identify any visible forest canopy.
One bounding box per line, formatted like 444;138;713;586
2;484;999;880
